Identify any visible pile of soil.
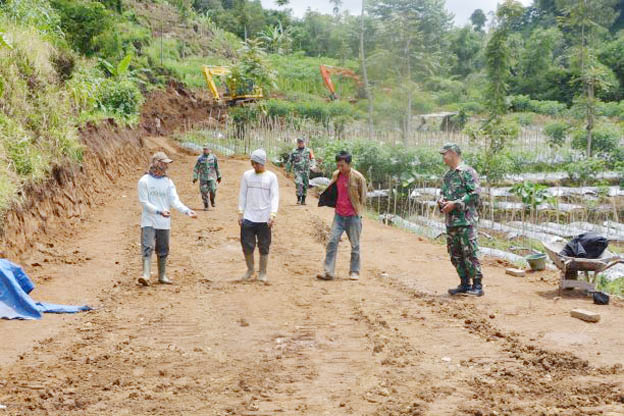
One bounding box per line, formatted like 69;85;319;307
140;80;227;136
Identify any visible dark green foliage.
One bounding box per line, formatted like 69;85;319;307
544;121;570;146
509;95;567;116
50;0;114;56
447;27;483;78
571;124;621;155
565;157;607;185
470;9;486;32
97;78;143;119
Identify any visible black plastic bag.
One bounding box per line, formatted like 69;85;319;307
592;291;610;305
559;232;609;259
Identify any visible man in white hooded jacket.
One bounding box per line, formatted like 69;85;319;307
138;152;197;286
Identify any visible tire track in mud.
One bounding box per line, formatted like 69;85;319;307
375;276;624;415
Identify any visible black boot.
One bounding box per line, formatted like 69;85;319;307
296;195;302;205
203;200;209;211
448;277;470;296
467;278;484;297
210;193;216;208
301;195;306;205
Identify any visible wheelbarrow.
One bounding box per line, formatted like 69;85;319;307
542;241;624;295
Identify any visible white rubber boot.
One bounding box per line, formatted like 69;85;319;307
138;257;151;286
241;253;254;281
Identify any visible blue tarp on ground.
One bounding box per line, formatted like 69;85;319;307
0;259;91;320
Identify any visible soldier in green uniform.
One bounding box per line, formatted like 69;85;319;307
193;145;222;210
438;143;484;297
286;137;315;205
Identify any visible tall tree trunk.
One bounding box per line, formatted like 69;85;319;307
587;79;594;157
359;0;374;139
404;37;412;145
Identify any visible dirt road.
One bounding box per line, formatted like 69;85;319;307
1;136;623;415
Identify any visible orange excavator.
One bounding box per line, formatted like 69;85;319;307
319;64;363;101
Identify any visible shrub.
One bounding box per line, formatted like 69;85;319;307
571;123;621;155
50;0;115;56
544;121;570;147
512;112;535;127
565;157;606;185
294;101;330;125
509;95;567;116
528;99;567;116
0;0;63;38
596;101;621;118
264;99;292;119
460;101;485;114
97;78;143;119
509;95;531;112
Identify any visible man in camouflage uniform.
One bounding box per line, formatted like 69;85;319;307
193;145;222;210
286;137;315;205
438;143;484;297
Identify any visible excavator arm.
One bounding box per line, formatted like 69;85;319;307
202;66;231;101
202;65;263;105
319;64;362;101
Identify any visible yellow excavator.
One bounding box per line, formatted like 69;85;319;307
202;65;263;105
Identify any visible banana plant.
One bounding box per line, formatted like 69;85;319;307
98;54;134;79
510;181;557;223
0;32;13;50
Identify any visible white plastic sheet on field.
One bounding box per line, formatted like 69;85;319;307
482;201;586;213
368;189;389;198
310;177;331;188
380;214;445;239
506;221;624;242
381;215;531;266
479;219;565;244
410;185;624;199
503;171;620;184
604;221;624;233
479;247;529;267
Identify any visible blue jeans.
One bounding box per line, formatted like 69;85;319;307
324;214;362;276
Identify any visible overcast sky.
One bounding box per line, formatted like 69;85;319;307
260;0;534;26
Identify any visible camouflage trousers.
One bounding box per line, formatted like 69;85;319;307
446;225;483;282
294;170;309;197
199;179;217;206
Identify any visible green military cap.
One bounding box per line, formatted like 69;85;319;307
439;143;461;155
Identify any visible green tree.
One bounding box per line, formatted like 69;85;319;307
447;26;483;78
50;0;114;56
557;0;620;156
369;0;452;142
470;8;487;32
485;0;524;116
513;27;564;98
227;38;276;95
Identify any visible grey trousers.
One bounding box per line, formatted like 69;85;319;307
323;214;362;276
141;227;170;258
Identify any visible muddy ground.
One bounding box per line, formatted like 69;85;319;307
1;135;624;415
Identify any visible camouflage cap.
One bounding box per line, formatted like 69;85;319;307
439;143;461;155
151;151;173;163
202;144;211;149
296;137;305;143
